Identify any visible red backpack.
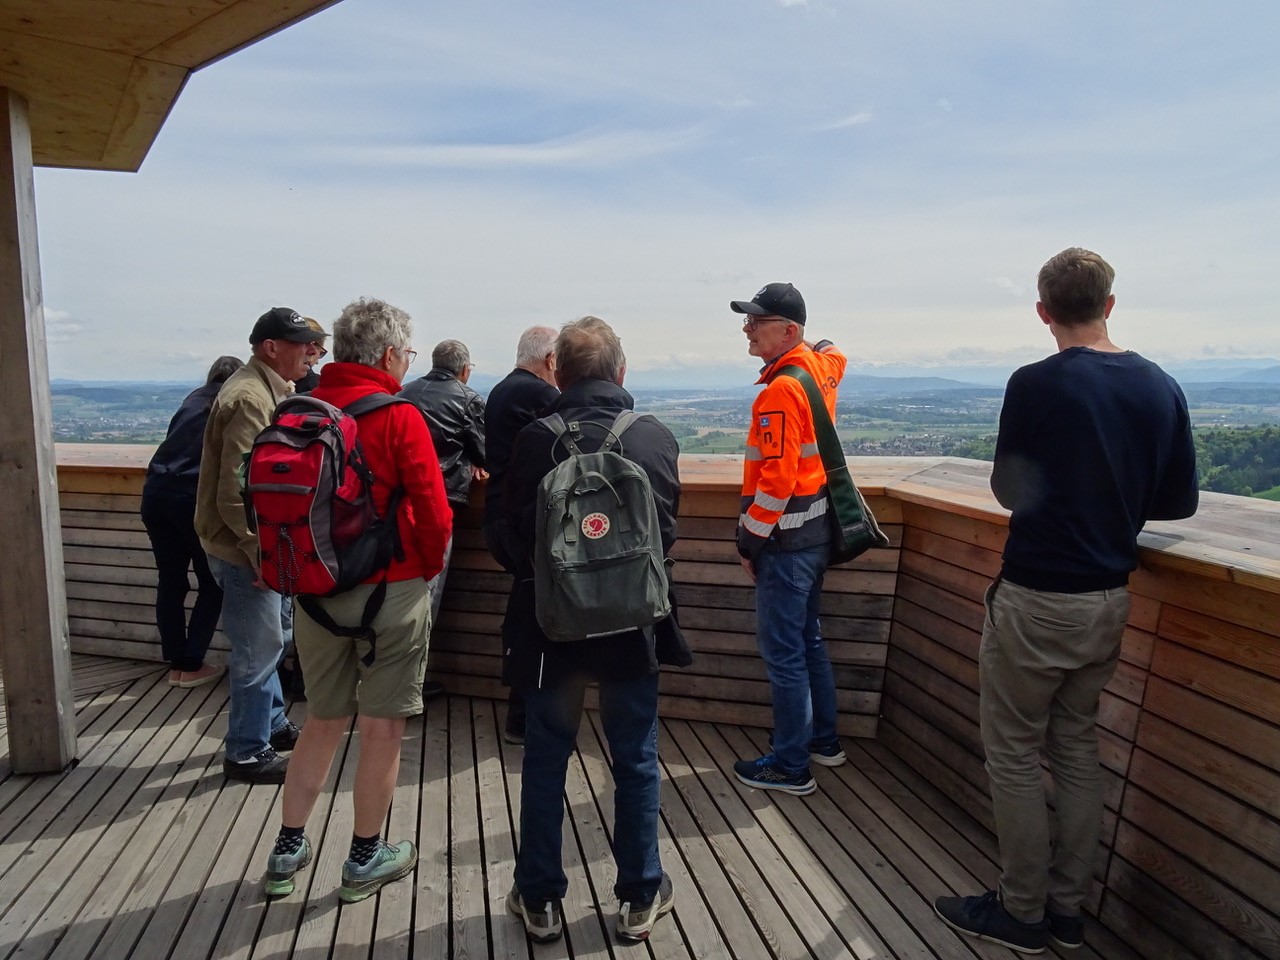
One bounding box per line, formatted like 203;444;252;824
244;393;408;660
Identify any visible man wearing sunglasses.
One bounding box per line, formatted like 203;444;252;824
729;282;848;797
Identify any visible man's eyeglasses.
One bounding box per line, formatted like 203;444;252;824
404;349;418;363
741;316;790;331
314;347;328;359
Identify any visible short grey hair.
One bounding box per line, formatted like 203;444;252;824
515;326;557;366
555;316;625;387
332;298;413;366
431;339;471;375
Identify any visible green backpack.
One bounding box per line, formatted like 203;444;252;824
533;411;672;642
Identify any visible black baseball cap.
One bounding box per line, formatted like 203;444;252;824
730;282;806;325
249;306;327;345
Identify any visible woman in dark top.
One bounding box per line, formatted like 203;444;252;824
141;355;243;687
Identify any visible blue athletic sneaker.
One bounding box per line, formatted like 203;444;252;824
339;839;417;903
263;835;312;897
766;733;847;767
732;755;816;796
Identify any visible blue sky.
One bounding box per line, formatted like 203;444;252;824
33;0;1280;385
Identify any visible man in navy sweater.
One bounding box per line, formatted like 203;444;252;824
936;248;1198;954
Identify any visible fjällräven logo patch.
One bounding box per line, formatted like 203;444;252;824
582;512;610;539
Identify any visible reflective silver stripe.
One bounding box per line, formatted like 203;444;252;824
777;497;828;529
745;447;764;461
752;490;790;512
741;513;774;537
799;443;819;458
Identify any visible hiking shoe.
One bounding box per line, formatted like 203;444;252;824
223;747;289;784
263;835;312;897
270;720;301;752
503;721;525;746
766;734;848;768
733;755;816;796
177;663;225;688
168;669;181;686
507;885;564;943
1047;908;1084;949
617;873;675;942
339;839;416;902
423;680;445;701
934;890;1048;954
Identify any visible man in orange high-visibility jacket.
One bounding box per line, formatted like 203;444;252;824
729;282;848;797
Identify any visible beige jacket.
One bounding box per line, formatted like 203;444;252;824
195;357;293;568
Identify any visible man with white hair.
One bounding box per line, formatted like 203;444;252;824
196;306;325;784
481;326;559;744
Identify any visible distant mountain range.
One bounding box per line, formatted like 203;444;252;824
50;357;1280;395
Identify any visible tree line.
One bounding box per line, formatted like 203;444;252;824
941;426;1280;499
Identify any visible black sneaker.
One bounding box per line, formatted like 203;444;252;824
423;680;445;701
1047;908;1084;949
507;885;563;943
934;891;1047;954
223;747;289;784
270;721;301;753
732;755;816;796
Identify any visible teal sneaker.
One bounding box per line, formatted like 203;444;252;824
338;839;417;903
264;835;312;897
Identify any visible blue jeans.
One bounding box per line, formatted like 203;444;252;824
515;672;662;906
207;555;291;761
755;544;837;774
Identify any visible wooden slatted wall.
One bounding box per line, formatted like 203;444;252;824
428;487;903;738
879;500;1279;960
56;464;902;737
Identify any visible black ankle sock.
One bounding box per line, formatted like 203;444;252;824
349;832;381;866
273;824;305;857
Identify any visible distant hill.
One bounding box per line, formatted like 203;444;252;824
1232;365;1280;383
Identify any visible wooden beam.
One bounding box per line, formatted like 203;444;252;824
0;87;76;773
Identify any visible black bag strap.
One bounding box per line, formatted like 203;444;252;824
343;392;410;418
297;576;389;668
773;364;886;544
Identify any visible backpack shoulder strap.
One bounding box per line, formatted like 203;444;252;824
343;393;410;418
600;410;644;453
538;413;585;457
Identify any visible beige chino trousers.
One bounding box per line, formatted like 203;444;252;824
979;577;1130;923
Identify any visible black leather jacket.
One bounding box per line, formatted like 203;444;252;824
398;368;487;505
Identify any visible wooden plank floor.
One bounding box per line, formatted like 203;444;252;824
0;657;1147;960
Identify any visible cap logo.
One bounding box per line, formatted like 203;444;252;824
581;512;610;539
755;286;768;298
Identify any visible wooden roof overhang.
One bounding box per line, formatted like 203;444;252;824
0;0;340;171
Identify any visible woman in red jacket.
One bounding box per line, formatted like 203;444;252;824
261;297;451;904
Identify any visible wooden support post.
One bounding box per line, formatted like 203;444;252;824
0;88;77;773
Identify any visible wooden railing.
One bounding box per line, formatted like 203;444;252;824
54;445;1280;960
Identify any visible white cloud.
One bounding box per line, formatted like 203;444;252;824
817;112;873;131
322;127;706;171
991;276;1024;298
43;309;84;344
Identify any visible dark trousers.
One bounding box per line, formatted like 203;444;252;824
140;491;223;671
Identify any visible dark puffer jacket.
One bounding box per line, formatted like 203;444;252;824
144;381;224;498
399;368;487;505
500;378;691;690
